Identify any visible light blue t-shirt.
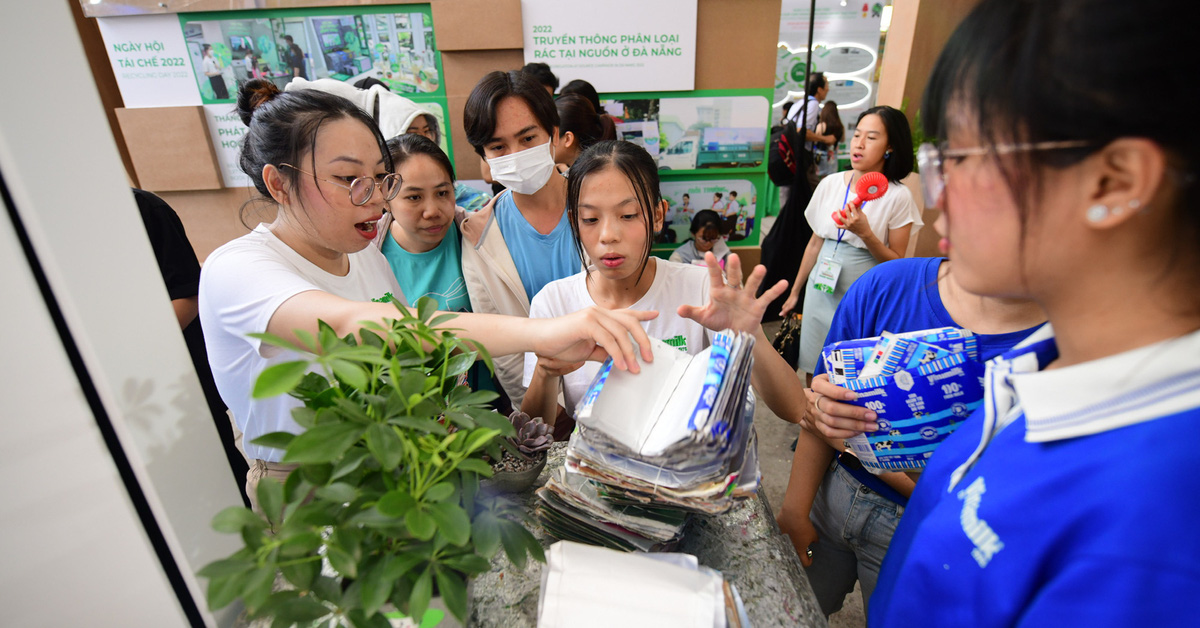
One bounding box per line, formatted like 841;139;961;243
492;189;580;300
380;222;470;312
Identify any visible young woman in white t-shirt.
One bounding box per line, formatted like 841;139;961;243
779;106;923;378
199;81;658;504
522;141;805;438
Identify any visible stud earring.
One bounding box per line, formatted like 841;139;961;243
1128;199;1142;211
1086;204;1111;223
884;151;892;159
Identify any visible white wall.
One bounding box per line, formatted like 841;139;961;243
0;2;245;625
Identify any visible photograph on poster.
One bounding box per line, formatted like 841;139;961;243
602;96;769;172
659;179;758;244
182;8;441;103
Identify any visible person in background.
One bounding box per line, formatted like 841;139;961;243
200;80;657;508
559;78;619;140
520;61;559;96
814;101;845;177
711;191;724;210
202;44;229;100
134;188;249;507
780;106;922;381
860;0;1200;624
553;93;605;171
283;35;306;79
460;70;582;408
669;209;730;267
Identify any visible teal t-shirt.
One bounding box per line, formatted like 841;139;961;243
380;221;470;313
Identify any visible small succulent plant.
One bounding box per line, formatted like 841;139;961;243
508;410;552;456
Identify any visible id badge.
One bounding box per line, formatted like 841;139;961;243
813;257;842;293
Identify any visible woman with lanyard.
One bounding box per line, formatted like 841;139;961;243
811;0;1200;624
780;105;922;381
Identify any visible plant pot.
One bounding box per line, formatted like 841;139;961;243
486;453;547;493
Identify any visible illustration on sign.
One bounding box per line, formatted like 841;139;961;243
182;9;442;103
659;179;758;244
602;96;769;172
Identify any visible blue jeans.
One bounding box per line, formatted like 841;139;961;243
805;461;905;616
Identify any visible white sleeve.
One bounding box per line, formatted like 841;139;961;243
522;289;558;388
885;185;924;231
200;245;324;357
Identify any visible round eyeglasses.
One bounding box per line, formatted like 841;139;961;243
281;163;402;206
916;140;1094;207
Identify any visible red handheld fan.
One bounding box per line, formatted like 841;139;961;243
832;171;889;226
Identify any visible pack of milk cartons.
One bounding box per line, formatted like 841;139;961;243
821;327;985;473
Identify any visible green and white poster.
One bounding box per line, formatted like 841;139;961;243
520;0;697;92
96;14;202;108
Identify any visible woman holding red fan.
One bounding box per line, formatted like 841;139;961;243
780;106;922;379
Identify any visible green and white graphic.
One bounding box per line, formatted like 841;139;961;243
520;0;697;92
96;13;201;108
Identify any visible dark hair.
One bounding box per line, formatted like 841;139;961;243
283;35;294;44
690;209;723;235
555;93;604;152
923;0;1197;232
805;72;827;97
202;44;212;53
385;134;455;183
235;78;391;205
566;141;661;281
464;71;560;157
729;190;738;198
819;101;844;144
856;105;914;182
353;77;390;91
520;62;559;92
407;112;441;144
682;193;690;199
559;79;602;113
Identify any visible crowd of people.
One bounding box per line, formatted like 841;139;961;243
145;0;1198;621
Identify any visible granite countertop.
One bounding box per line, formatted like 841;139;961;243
467;442;826;627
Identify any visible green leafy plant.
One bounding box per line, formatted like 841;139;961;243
199;298;543;626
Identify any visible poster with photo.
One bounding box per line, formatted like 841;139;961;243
658;179;759;245
602;94;769;172
202;105;253;188
180;6;443;104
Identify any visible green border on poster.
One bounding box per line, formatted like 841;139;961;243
181;4;445;105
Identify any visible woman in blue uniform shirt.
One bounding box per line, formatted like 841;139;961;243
808;0;1200;625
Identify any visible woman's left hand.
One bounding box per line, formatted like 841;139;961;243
839;199;871;238
678;252;789;334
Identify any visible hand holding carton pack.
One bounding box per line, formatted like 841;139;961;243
821;327;985;472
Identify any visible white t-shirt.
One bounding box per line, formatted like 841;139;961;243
522;259;712;417
804;171;922;250
199;225;404;462
202;55;219;76
786;95;821;149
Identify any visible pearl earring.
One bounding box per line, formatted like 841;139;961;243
1128;199;1142;211
1086;204;1111;223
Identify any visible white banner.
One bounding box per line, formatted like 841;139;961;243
203;105;253;188
97;14;201;108
520;0;696;93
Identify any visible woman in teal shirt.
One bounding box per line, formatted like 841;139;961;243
378;134;470;312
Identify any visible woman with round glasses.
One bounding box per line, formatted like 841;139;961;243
198;80;656;506
828;0;1199;624
779;105;922;382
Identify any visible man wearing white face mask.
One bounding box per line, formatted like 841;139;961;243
460;70;583;408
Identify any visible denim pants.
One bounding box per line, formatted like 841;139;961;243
804;460;905;616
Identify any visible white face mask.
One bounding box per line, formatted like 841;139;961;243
486;140;556;195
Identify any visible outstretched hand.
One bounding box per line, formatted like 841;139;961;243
678;252;789;334
534;306;659;373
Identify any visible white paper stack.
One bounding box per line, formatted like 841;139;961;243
537;541;749;628
535;331;760;551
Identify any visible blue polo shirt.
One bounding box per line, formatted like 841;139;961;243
492;189;579;300
870;325;1200;626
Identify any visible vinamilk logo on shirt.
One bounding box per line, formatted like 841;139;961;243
957;476;1004;567
662;335;688;352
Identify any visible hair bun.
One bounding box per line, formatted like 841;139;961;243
237;79;283;126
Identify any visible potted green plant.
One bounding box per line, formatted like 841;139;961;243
487;411;552;493
198;299;543;626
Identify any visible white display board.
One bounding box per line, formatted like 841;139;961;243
775;0;884;125
203;105;254;188
520;0;697;92
97;14;202;108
